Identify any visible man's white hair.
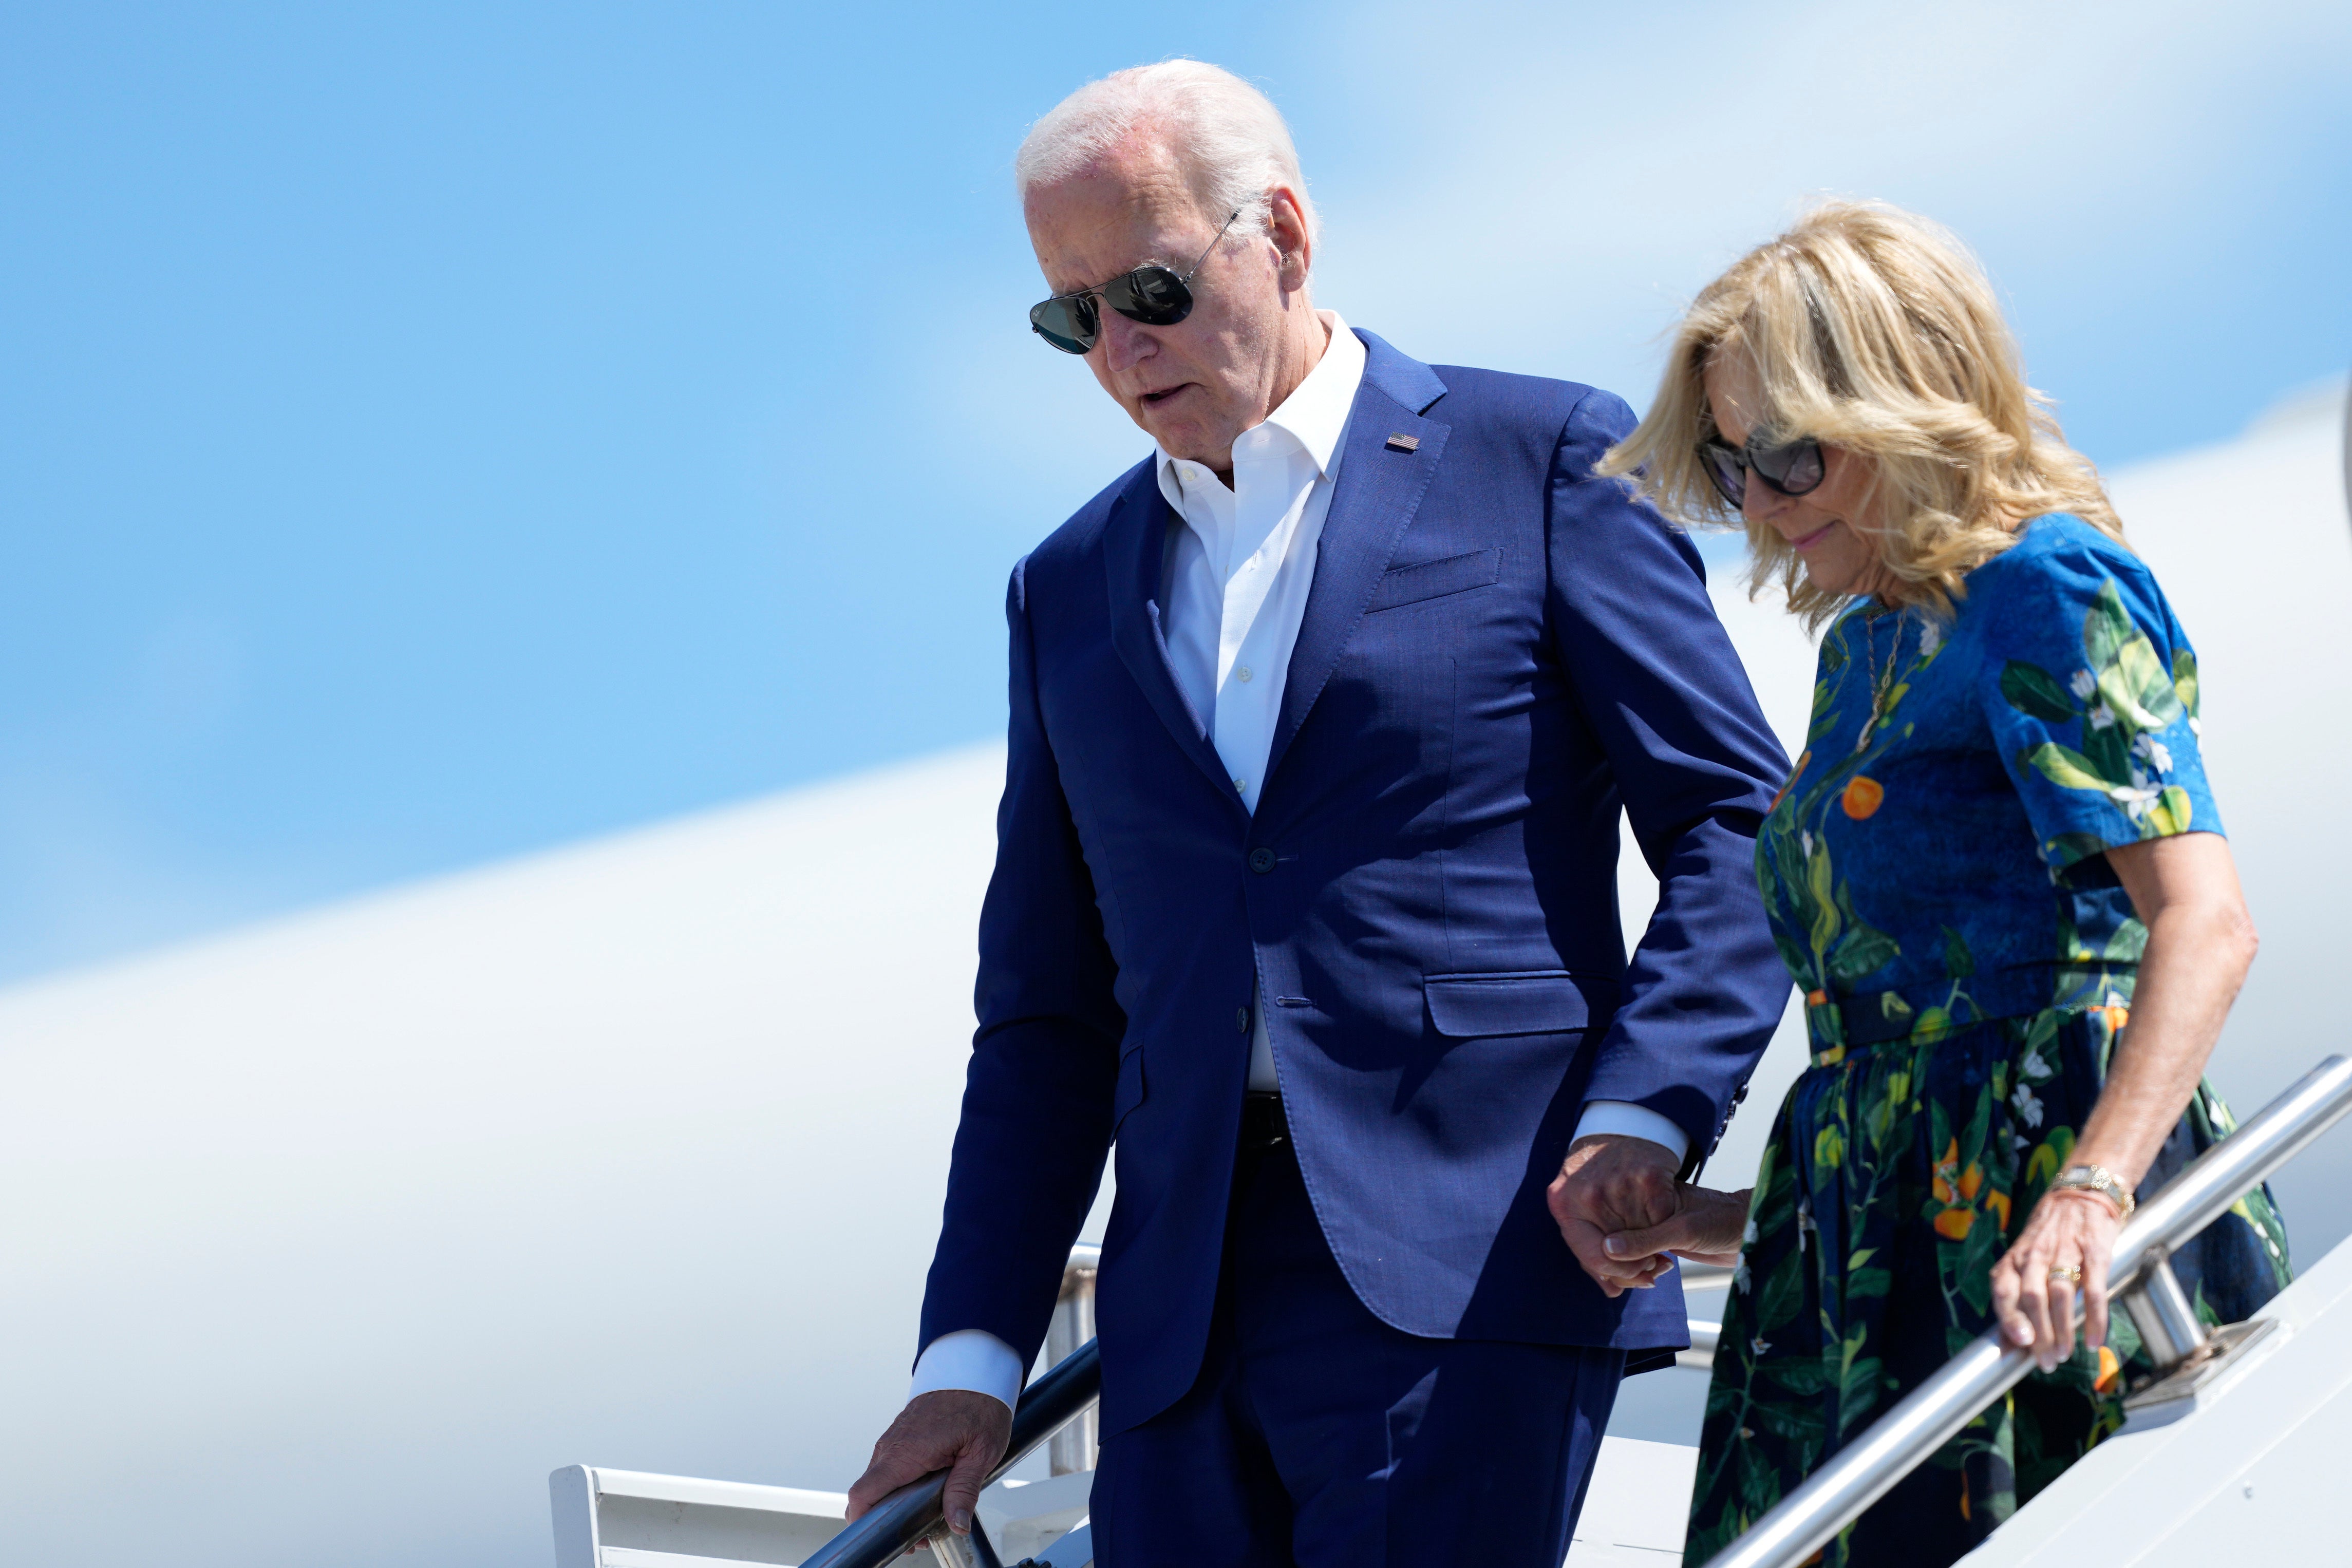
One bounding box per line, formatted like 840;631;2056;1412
1014;60;1318;245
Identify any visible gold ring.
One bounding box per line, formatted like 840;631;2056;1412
2048;1263;2084;1283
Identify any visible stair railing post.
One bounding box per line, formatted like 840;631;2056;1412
1046;1244;1100;1476
2117;1244;2210;1372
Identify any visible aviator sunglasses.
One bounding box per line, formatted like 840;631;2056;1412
1698;430;1827;508
1029;210;1241;354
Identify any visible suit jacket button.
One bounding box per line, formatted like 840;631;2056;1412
1236;1008;1250;1033
1248;847;1276;874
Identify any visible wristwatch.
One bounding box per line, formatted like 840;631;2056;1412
2050;1163;2136;1218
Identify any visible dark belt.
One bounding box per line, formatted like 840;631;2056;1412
1805;965;2137;1058
1238;1090;1288;1154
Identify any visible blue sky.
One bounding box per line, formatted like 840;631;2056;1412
4;0;2349;985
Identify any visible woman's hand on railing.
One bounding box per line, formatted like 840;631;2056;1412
844;1390;1011;1540
1601;1183;1752;1270
1991;1187;2121;1372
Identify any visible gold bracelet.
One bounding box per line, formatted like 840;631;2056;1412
2050;1164;2136;1218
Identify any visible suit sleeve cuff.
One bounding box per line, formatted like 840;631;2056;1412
1574;1100;1691;1165
909;1329;1023;1412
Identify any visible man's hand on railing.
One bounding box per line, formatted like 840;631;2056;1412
845;1390;1011;1540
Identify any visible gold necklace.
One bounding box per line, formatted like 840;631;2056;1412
1855;607;1903;752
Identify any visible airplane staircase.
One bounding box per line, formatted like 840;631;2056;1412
551;1054;2352;1568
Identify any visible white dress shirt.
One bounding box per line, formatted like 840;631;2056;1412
1159;310;1366;1094
910;313;1685;1412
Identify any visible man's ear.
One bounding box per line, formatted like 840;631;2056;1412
1266;187;1312;293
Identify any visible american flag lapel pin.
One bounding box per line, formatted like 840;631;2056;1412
1384;432;1421;453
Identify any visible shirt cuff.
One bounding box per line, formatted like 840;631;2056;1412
909;1329;1024;1413
1574;1100;1691;1165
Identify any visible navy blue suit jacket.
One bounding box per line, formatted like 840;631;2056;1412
919;331;1792;1438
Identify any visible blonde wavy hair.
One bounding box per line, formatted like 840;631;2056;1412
1598;200;2124;631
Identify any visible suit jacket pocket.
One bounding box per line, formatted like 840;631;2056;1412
1111;1044;1147;1134
1424;970;1611;1037
1367;547;1503;612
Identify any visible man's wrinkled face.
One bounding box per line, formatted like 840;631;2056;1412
1024;142;1289;466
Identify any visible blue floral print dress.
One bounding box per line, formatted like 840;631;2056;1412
1684;515;2291;1567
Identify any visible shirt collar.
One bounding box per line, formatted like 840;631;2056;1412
1261;310;1364;479
1153;310;1365;493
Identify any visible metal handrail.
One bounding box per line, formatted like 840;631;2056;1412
797;1337;1102;1568
1705;1052;2352;1568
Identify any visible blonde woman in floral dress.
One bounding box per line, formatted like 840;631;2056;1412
1591;202;2291;1567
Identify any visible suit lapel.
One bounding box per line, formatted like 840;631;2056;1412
1103;466;1248;810
1266;336;1452;786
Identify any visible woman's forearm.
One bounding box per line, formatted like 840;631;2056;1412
2075;836;2259;1187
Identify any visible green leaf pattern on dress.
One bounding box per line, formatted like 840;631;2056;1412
1689;519;2289;1568
2005;580;2202;856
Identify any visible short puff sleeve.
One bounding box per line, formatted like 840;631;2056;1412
1975;535;2222;877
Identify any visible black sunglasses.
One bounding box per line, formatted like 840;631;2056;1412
1697;431;1827;508
1028;210;1241;355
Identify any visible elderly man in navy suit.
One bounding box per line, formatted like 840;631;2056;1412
845;61;1791;1566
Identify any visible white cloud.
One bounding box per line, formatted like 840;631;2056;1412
1301;0;2352;396
917;0;2352;544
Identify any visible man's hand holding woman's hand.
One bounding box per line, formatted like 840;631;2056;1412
1548;1134;1752;1295
1601;1182;1752;1273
